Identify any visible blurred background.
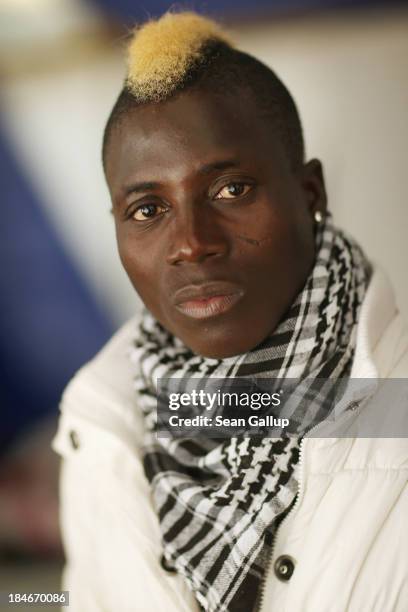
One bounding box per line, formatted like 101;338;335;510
1;0;407;608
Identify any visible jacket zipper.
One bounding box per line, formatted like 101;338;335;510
255;391;366;612
254;434;306;612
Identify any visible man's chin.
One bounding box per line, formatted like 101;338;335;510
178;332;265;360
158;308;278;359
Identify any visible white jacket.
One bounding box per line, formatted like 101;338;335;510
52;267;408;612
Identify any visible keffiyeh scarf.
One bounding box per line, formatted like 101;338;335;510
129;216;371;611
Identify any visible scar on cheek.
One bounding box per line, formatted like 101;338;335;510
237;234;260;246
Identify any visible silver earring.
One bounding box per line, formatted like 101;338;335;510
314;210;323;224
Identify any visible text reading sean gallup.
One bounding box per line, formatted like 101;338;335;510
166;389;289;429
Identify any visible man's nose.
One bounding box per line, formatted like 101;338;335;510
166;205;229;266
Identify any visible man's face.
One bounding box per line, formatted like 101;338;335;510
105;89;326;358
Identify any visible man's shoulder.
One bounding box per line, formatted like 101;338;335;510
53;314;143;457
355;265;408;378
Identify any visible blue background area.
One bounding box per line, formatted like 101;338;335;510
0;124;113;455
89;0;408;23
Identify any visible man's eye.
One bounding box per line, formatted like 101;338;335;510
214;183;252;200
132;203;166;221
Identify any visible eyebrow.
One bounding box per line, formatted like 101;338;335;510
123;159;241;197
124;181;160;196
197;158;240;175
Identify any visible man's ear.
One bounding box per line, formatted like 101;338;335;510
300;159;328;217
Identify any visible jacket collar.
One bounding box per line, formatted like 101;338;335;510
350;265;398;379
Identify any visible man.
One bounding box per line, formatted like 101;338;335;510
53;11;408;611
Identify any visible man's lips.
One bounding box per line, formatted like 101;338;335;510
173;281;245;320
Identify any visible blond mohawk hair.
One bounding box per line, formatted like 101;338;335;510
126;12;233;102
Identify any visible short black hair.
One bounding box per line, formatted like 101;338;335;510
102;42;304;171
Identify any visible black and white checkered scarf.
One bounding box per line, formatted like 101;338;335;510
129;216;371;611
